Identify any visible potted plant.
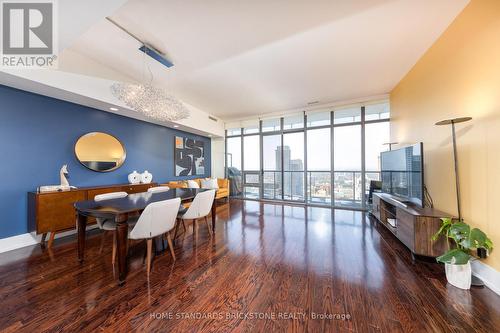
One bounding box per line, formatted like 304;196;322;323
432;218;493;290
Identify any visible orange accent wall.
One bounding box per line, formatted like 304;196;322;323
390;0;500;270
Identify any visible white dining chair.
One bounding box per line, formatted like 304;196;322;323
94;191;135;264
129;197;181;277
147;186;170;193
175;190;216;238
148;185;190;232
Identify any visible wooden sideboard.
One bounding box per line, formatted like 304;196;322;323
28;183;157;248
371;193;450;260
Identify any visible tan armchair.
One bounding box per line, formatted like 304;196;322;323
162;178;230;201
166;181;188;189
215;179;229;200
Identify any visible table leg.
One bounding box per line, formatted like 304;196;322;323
77;213;87;262
115;213;129;285
154;236;166;255
211;200;217;232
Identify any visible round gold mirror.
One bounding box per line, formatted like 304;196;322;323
74;132;126;172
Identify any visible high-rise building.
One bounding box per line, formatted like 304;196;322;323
275;145;290;171
275;145;304;199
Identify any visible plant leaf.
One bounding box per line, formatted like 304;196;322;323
432;217;452;241
469;228;486;248
448;222;470;244
468;228;494;251
436;249;471;265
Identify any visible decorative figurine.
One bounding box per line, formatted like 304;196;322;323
128;170;141;184
141;170;153;184
38;164;75;192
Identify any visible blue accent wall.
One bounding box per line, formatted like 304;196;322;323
0;84;211;239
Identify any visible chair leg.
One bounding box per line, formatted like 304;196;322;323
166;232;176;261
146;239;153;277
204;216;213;235
99;230;107;254
112;232;117;265
182;219;187;231
193;219;197;236
174;219;181;239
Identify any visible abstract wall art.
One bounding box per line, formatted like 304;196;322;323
175;136;205;176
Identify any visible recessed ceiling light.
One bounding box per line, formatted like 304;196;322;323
109;107;119;111
173;125;179;128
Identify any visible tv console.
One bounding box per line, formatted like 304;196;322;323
371;193;451;260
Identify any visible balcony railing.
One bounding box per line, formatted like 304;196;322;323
311;171;381;208
262;170;304;201
236;170;381;207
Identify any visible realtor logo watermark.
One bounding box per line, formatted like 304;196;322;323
1;0;58;68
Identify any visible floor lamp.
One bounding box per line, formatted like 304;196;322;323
435;116;484;286
435;117;471;221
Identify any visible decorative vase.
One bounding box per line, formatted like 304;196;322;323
445;262;471;290
128;171;141;184
141;170;153;184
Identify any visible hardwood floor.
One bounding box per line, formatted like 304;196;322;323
0;200;498;332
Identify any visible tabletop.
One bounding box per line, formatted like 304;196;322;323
74;188;211;217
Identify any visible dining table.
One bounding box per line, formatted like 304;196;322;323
74;188;217;285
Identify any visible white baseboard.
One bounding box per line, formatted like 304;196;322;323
0;233;38;253
471;259;500;295
0;225;99;254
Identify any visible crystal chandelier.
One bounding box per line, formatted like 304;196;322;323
110;82;189;121
109;36;190;122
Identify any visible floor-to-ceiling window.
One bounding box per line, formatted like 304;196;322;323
225;100;390;210
364;102;391;194
283;131;304;201
226;134;243;197
334;123;362;208
262;134;282;200
306;111;331;204
242;120;260;199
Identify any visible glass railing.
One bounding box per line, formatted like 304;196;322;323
333;171;381;208
262;170;304;201
308;171;331;204
230;168;381;208
333;171;362;208
262;171;281;200
309;171;381;208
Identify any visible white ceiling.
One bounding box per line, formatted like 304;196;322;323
58;0;129;51
67;0;469;121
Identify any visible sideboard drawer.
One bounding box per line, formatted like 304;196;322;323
35;191;86;234
123;184;155;194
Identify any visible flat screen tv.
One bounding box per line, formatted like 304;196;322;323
380;143;424;207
